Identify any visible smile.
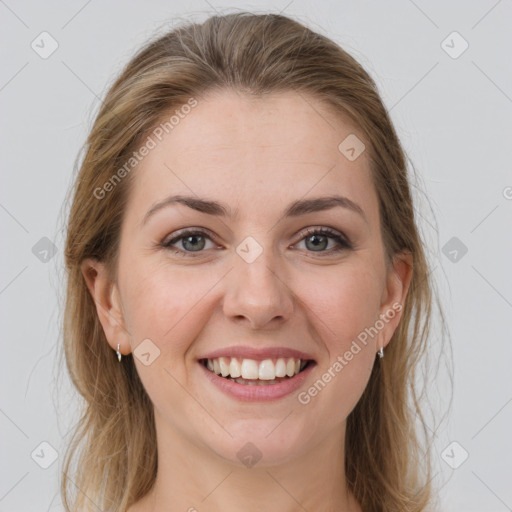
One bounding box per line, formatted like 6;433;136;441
202;356;311;385
199;354;315;401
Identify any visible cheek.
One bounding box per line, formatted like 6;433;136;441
294;261;382;409
296;262;383;350
119;257;218;355
294;267;380;420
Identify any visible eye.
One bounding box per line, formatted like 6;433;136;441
161;229;217;256
161;226;352;257
294;227;353;254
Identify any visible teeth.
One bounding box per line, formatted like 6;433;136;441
286;358;295;377
219;357;230;377
241;359;259;379
204;356;306;380
258;359;275;380
275;358;287;378
229;358;241;378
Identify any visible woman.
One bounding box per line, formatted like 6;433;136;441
60;12;448;512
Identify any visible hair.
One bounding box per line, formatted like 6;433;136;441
58;11;451;512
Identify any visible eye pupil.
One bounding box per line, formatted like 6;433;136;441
306;234;328;251
183;235;205;251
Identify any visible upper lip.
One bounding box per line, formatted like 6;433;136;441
199;346;316;361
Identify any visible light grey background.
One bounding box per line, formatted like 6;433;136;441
1;1;511;511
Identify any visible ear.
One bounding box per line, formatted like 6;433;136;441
81;258;130;356
376;251;413;353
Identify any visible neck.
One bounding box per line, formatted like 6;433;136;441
134;413;361;512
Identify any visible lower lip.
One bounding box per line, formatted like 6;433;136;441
199;361;315;402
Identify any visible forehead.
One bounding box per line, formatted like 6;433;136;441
163;89;364;165
125;89;379;226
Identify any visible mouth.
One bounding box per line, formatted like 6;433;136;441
200;356;313;386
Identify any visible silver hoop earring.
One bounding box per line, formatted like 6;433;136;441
116;343;122;362
377;346;384;358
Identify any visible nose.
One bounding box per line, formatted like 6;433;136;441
222;247;294;330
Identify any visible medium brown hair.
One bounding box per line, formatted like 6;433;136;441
59;11;450;512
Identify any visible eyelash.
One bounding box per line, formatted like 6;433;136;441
161;227;353;257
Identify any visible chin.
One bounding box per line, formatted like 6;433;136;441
207;418;312;468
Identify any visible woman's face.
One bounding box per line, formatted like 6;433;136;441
85;89;411;466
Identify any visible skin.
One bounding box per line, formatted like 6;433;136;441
82;89;412;512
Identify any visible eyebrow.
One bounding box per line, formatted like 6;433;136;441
142;194;368;225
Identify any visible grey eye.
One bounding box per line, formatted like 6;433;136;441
304;233;330;251
181;234;206;251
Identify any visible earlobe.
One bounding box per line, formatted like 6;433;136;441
80;258;129;354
